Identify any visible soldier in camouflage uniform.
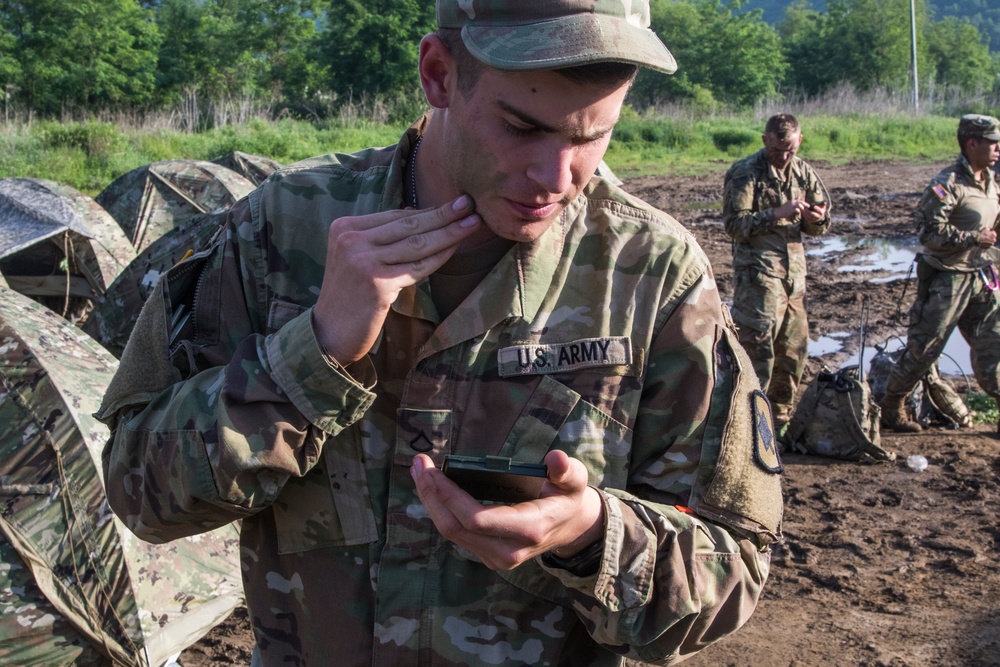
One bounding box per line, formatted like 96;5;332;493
881;114;1000;433
97;2;783;665
723;113;831;433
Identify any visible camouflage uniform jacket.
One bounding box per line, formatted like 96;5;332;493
916;155;1000;272
723;148;831;279
97;123;783;666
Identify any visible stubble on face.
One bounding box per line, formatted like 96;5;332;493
440;68;628;249
764;131;802;172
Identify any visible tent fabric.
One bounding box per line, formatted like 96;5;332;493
0;287;243;667
0;178;93;258
96;160;254;253
0;178;136;310
211;151;282;186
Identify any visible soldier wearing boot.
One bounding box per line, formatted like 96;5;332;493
881;114;1000;433
723;113;831;438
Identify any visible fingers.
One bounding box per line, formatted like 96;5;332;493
411;452;602;570
335;196;480;264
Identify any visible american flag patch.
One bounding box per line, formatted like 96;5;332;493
932;183;948;200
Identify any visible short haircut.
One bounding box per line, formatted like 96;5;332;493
436;29;638;97
764;113;800;141
957;125;982;151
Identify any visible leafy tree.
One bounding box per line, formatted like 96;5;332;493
778;1;840;96
154;0;322;114
318;0;434;101
633;0;787;109
925;17;994;90
0;0;159;114
933;0;1000;52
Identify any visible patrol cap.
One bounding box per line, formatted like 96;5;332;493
436;0;677;74
958;114;1000;141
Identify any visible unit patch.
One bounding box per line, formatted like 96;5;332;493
751;390;783;473
497;337;632;377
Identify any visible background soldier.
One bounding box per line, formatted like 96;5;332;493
881;114;1000;433
723;113;831;437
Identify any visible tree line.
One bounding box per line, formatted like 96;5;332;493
0;0;996;125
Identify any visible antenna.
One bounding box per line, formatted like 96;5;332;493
858;295;870;383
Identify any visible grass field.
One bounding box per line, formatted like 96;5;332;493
0;109;962;196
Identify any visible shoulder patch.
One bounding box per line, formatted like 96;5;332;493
752;390;783;473
932;183;948;201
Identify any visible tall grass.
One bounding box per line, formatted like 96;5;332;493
0;85;987;195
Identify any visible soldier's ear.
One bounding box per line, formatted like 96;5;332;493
419;35;456;110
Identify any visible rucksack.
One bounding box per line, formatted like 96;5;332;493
785;365;896;462
867;345;972;429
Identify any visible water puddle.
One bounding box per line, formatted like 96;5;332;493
807;235;919;282
810;330;972;378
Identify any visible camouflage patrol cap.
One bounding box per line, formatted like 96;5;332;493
958;114;1000;141
436;0;677;74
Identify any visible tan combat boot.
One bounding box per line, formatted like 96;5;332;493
881;393;922;432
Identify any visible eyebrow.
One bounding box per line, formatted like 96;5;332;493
497;100;616;144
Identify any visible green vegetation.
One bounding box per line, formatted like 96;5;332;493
605;111;958;177
0;118;405;195
0;112;962;195
0;0;996;122
964;392;999;425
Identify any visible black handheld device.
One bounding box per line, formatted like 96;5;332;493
442;455;547;503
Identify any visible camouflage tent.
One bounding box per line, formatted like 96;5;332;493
0;287;243;666
84;209;227;357
0;178;136;322
211;151;282;186
95;159;254;253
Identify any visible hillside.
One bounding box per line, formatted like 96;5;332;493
743;0;999;51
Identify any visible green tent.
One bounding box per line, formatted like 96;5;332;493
0;178;136;323
210;151;282;186
0;286;243;666
96;160;254;253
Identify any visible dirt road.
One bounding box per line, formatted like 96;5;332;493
181;161;1000;667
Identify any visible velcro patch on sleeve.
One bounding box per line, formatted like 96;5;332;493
498;337;633;377
752;390;783;474
932;183;948;201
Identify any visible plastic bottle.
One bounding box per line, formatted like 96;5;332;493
907;454;928;472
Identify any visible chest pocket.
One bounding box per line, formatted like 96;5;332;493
265;299;379;554
492;374;633;606
496;374;632;489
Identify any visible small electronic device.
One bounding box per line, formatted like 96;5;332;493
442;455;547;503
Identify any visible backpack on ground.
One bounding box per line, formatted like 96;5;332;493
785;365;896;462
867;344;971;429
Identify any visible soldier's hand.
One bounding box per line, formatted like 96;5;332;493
411;450;605;571
771;199;811;223
801;201;827;223
978;228;997;249
312;196;481;364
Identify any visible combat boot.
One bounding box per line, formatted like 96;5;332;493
881;393;922;432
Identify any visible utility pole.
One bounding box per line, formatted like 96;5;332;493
910;0;919;110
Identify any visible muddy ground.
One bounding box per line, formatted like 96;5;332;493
180;161;1000;667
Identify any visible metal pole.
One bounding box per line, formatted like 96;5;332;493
910;0;919;110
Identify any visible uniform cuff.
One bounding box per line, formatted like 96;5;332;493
264;307;376;434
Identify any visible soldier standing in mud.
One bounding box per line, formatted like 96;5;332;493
96;1;783;665
881;114;1000;433
723;113;831;438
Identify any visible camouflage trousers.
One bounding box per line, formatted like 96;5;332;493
886;269;1000;400
731;268;808;423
